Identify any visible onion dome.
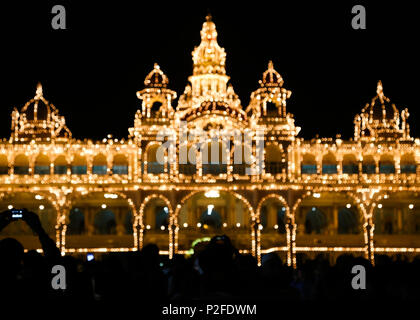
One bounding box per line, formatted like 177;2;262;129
259;60;284;88
21;83;52;121
144;63;169;88
364;81;398;121
247;61;291;119
11;83;71;142
136;63;177;120
354;81;411;141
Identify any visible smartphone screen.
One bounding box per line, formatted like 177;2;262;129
11;209;23;219
87;253;94;261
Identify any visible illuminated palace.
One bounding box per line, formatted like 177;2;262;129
1;15;419;267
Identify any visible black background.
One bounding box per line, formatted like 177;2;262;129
0;1;418;141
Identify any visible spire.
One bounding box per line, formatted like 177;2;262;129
376;80;384;100
192;15;226;75
35;82;43;99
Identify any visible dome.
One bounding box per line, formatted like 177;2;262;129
21;83;52;122
11;83;71;142
144;63;169;88
259;61;284;87
367;81;399;122
354;81;409;141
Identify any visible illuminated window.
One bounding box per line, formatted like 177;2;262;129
71;155;87;175
34;154;50;175
322;153;337;174
92;154;107;175
14;154;29;175
0;155;8;175
301;154;317;174
54;155;67;175
112;154;128;175
379;155;395;174
342;155;358;174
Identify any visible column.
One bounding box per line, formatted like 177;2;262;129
396;207;403;234
333;206;338;234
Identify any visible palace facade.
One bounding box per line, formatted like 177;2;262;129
1;16;419;267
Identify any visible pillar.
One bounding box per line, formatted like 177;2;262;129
333;205;338;233
396;207;403;234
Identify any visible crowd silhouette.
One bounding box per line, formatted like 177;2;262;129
1;209;420;303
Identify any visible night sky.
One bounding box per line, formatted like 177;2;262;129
0;1;418;141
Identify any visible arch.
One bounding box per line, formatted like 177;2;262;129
0;191;59;237
362;154;376;174
301;153;317;174
174;190;255;221
14;154;29;175
145;143;165;174
0;154;8;174
64;191;138;248
372;192;420;235
400;153;416;174
34;154;50;175
112;154;128;175
174;190;256;258
322;152;337;174
138;194;173;250
138;194;173;229
291;190;367;229
201;141;228;175
54;155;68;174
265;144;283;175
200;207;222;229
342;154;359;174
256;194;291;222
379;154;395;174
92;153;107;175
71;155;87;174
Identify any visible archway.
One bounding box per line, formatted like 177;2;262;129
139;195;172;251
0;192;57;250
293;191;364;248
66;191;135;249
175;190;254;252
256;194;290;263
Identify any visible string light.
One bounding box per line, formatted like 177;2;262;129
0;15;418;270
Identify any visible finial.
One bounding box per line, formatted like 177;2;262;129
154;63;160;69
35;82;43;98
268;60;274;70
206;13;212;22
377;80;383;97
